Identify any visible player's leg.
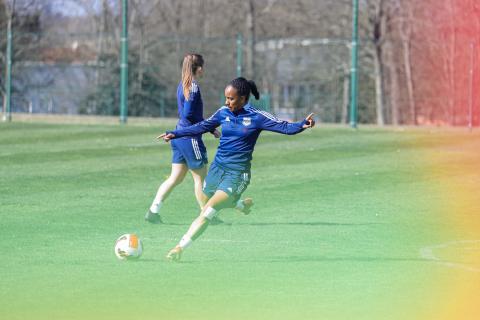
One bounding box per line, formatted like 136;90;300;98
186;190;229;240
166;190;229;261
187;137;224;225
189;166;207;209
229;171;254;214
190;165;225;224
184;137;210;209
152;163;188;205
145;163;188;223
166;167;254;261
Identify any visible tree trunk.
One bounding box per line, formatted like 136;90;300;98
93;0;110;113
369;0;387;126
387;40;400;125
403;38;416;124
445;0;456;124
246;0;255;79
2;0;15;116
374;43;385;125
399;1;416;125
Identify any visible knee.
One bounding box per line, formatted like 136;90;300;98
202;206;218;221
168;174;185;186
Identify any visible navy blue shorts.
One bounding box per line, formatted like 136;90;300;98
203;162;250;209
171;137;208;169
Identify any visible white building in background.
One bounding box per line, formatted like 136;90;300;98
254;37;350;122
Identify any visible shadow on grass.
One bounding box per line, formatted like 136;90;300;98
162;221;380;227
161;256;425;264
235;221;382;227
162;222;233;226
262;256;425;263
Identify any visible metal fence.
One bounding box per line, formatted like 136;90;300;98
2;4;479;127
8;30;477;126
2;28;361;123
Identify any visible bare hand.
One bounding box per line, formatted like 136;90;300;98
303;113;316;129
156;132;175;142
212;129;221;139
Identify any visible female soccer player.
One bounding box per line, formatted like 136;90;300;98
145;53;220;224
158;77;315;261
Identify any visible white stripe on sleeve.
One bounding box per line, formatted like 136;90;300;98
250;106;282;123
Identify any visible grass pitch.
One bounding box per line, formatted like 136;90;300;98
1;121;479;320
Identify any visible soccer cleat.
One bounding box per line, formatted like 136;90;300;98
144;210;163;224
240;198;254;215
209;215;225;225
166;245;183;262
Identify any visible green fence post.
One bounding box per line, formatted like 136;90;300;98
3;6;13;122
119;0;129;124
349;0;359;128
236;33;242;77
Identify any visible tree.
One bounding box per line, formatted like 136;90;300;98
245;0;255;79
395;0;416;124
362;0;394;125
2;0;47;114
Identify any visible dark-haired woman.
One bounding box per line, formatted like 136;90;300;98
158;77;315;261
145;53;220;224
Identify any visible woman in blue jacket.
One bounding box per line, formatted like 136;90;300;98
159;77;315;261
145;53;220;224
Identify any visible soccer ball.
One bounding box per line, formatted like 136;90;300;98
114;233;143;260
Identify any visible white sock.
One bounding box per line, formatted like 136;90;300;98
203;207;218;220
178;235;192;249
235;199;244;211
150;200;163;214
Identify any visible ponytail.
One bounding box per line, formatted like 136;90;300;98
181;53;204;101
248;80;260;100
228;77;260;101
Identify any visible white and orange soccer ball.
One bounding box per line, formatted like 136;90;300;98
114;233;143;260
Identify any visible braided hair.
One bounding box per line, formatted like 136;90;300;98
228;77;260;102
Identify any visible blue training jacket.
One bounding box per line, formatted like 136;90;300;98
176;81;204;139
168;103;308;171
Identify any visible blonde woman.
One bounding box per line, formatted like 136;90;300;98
145;53;220;224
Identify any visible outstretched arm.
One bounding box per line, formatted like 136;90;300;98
158;108;223;141
260;111;315;135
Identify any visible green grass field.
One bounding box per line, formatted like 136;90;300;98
1;121;479;320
